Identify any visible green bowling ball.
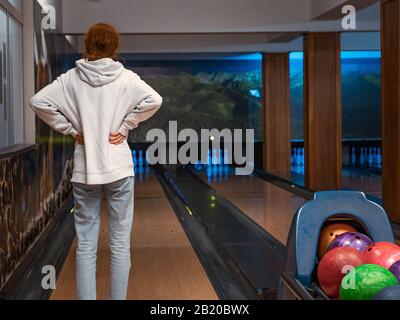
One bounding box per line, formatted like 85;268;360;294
340;264;399;300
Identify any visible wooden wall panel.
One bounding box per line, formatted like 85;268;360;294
263;53;292;180
304;33;342;191
381;0;400;223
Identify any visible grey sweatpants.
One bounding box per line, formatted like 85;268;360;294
72;176;135;300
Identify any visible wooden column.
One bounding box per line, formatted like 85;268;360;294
304;33;342;191
381;0;400;223
263;53;292;180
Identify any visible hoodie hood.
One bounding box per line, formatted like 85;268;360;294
76;58;124;87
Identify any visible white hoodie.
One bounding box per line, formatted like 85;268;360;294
30;58;163;185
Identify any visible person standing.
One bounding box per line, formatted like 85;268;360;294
30;23;163;300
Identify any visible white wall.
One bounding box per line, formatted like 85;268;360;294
62;0;311;34
53;0;381;54
75;33;280;53
341;31;380;50
37;0;63;33
310;0;379;20
310;0;348;19
61;0;380;35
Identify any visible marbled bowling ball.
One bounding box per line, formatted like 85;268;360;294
364;242;400;262
368;249;400;269
373;285;400;300
318;223;357;259
340;264;399;300
389;261;400;282
328;232;374;253
318;247;365;298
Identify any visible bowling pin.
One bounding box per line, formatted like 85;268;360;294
195;160;202;170
377;148;382;169
360;147;366;167
296;148;301;167
138;166;144;182
351;147;357;167
224;148;230;166
291;148;296;172
145;150;150;167
291;148;296;166
372;147;378;168
368;147;374;168
207;167;213;183
224;165;229;180
218;165;224;182
132;150;137;168
213;165;218;182
139;150;144;168
208;150;212;167
213;149;218;166
219;149;224;167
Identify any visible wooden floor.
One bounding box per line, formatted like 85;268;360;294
51;173;218;300
200;172;306;245
293;168;383;199
342;169;382;199
201;170;389;245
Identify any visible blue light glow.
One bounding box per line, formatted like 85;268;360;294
289;50;382;141
289;52;304;60
341;51;381;59
250;89;261;98
289;51;381;60
222;53;263;61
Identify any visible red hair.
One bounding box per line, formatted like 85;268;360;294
84;23;120;61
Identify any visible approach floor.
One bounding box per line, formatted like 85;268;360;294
51;170;218;300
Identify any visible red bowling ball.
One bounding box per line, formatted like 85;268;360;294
318;247;365;298
368;249;400;269
364;242;400;264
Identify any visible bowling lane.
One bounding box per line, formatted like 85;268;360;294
51;170;218;300
342;169;382;199
293;166;382;199
195;167;307;245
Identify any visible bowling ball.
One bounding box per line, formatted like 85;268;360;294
317;247;365;298
328;232;373;253
364;242;400;265
368;249;400;269
364;242;399;262
389;261;400;282
373;285;400;300
318;223;357;259
340;264;399;300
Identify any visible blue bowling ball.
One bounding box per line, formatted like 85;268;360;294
372;285;400;300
